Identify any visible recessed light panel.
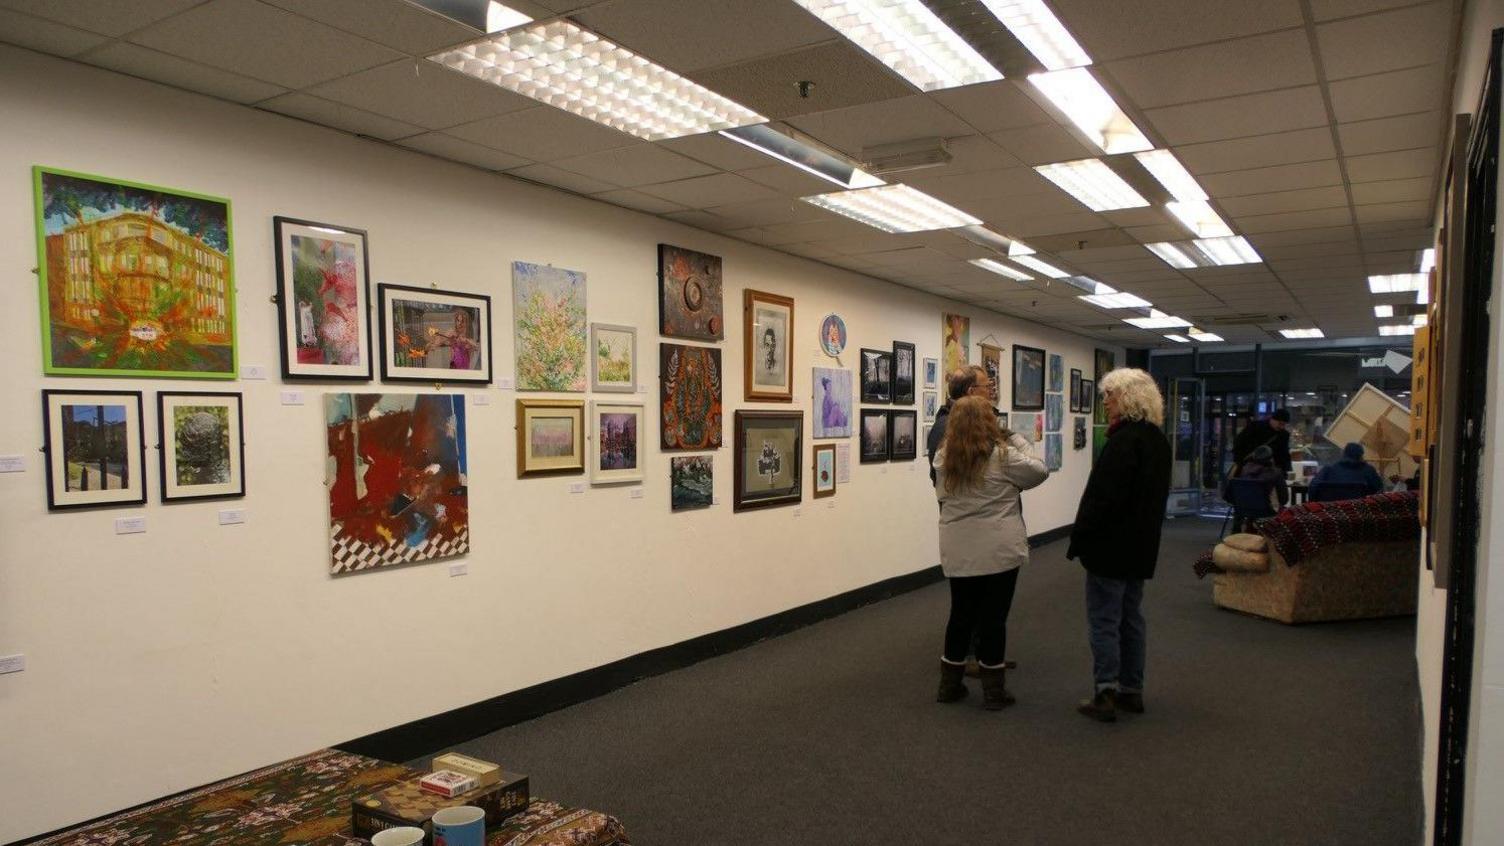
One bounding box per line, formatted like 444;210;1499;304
1379;324;1416;336
1279;328;1325;339
791;0;1003;91
721;125;883;188
1035;158;1148;211
1029;68;1152;154
802;184;982;233
1124;310;1191;329
1080;291;1152;309
1133;149;1207;202
1166;199;1234;239
1164;334;1191;343
1145;242;1196;269
1187;330;1224;342
1010;254;1071;278
970;258;1033;281
981;0;1091;70
1374;305;1394;318
1368;273;1426;294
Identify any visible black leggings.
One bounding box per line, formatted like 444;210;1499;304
943;569;1020;666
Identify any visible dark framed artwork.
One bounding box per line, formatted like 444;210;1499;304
733;410;803;512
660;343;723;450
889;409;918;461
42;389;147;510
157;391;245;502
860;408;890;462
813;443;836;498
1048;353;1064;393
860;348;892;403
1012;344;1046;411
671;455;714;511
744;289;794;402
1070;368;1083;413
892;341;916;404
377;283;492;384
1081;380;1095;420
980;344;1003;403
659;244;723;341
274;216;371;380
1074;416;1088;450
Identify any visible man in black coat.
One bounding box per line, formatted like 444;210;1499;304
1067;368;1172;723
926;365;995;485
1232;408;1292;474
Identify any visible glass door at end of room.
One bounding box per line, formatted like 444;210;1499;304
1165;377;1204;516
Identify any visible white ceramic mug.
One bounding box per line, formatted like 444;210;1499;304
432;805;486;846
371;827;426;846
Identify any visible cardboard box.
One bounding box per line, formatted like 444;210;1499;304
432;752;502;787
352;772;529;843
419;770;477;798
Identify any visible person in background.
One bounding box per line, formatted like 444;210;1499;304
932;396;1048;710
926;365;994;485
1067;368;1172;724
1233;408;1292;475
1310;442;1384;498
1235;445;1290;514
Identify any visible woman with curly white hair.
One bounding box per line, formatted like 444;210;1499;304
1067;367;1172;723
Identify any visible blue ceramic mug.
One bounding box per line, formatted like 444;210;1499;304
432;806;486;846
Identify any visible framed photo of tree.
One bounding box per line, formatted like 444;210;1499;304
892;341;916;404
732;410;803;512
860;348;892;403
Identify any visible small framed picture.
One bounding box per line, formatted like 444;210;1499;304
1070;368;1084;413
922;390;939;422
591;323;637;393
274;216;372;381
744;289;795;402
516;398;585;478
922;357;940;390
860;408;890;463
158;391;245;502
377;283;492;383
1081;379;1095;416
1012;345;1046;411
890;409;918;461
733;410;803;512
589;400;644;485
813;443;836;498
980;344;1003;403
671;455;714;512
860;348;893;403
892;341;916;405
819;313;847;357
42;389;146;510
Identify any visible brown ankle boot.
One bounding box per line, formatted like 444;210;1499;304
1117;691;1144;714
1077;688;1117;723
979;664;1015;710
937;660;968;703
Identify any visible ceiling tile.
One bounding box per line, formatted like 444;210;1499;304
1142;86;1329;145
988;123;1097;165
0;7;107;55
971;190;1100;222
1248;225;1358;246
1100;207;1173;227
691;41;910;121
931;80;1052;133
79;42;285;102
1329;63;1447;122
905;135;1023;177
1173;128;1337;174
261;0;478;54
1354;200;1432;223
1309;0;1424;20
1104;30;1316;109
446;107;636;160
764;217;885;246
1125;224;1191;242
1235;206;1354;234
506;163;620;195
396;132;530;171
638;172;784;207
307;60;534;129
1202;159;1344;196
590;188;689;215
574;0;835;74
1316;2;1451;80
1217;185;1350;216
786;95;977;159
551;144;717;188
1345;147;1438;182
129;0;402;88
904;166;1055;205
0;0;201;37
659;132;774;171
663;209;732;230
1049;0;1303;62
1005;211;1111;237
700;197;826;229
736;163;841;196
1350;176;1435;205
1337;110;1445;156
258;92;422;140
1257;240;1360;260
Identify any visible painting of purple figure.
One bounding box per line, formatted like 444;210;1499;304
812;366;852;438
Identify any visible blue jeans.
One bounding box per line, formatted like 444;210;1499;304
1085;573;1146;693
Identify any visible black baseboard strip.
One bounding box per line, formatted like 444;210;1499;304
337;523;1074;764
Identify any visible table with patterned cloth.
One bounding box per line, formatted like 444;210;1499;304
31;749;630;846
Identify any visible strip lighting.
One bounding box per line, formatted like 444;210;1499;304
1035;158;1148;211
1010;254;1071;278
1279;328;1325;339
791;0;1002;92
1008;238;1036;256
1125;310;1191;329
1080;290;1152;309
1414;314;1429;327
1029;68;1152;154
1187;329;1224;342
1367;273;1426;294
1373;305;1394;318
430;21;765;141
801;184;982;233
1191;236;1261;265
1133;149;1207;201
1166;199;1234;239
1419;247;1436;274
981;0;1091;70
1379;324;1417;336
1164;334;1191;343
970;258;1033;281
1146;242;1196;269
720;125;884;189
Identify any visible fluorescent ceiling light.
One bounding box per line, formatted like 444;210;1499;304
1028;67;1152;154
1133;149;1206;202
1145;242;1196;269
1414;313;1429;327
1373;304;1394;318
981;0;1091;70
1187;329;1224;342
409;1;530;32
430;22;765;141
1419;247;1436;274
1191;236;1260;265
1081;291;1152;309
802;184;982;233
1035;158;1148;211
1124;309;1191;329
970;258;1033;281
486;2;531;31
1279;328;1325;339
1367;273;1426;294
1010;254;1071;278
1416;286;1430;305
791;0;1002;92
1055;275;1101;294
1379;324;1417;336
720;125;883;189
1164;334;1191;343
1166;199;1234;238
1008;238;1036;256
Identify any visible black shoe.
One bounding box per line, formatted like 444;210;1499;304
1077;688;1117;723
979;665;1016;710
1117;692;1144;714
937;660;969;703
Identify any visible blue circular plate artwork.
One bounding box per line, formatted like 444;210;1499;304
819;313;847;357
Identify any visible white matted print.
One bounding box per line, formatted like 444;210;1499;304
590;400;644;485
591;323;637;393
274;217;371;380
378;284;492;383
158;391;245;502
745;289;794;402
42;389;146;510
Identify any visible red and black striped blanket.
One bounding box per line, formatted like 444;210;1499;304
1194;491;1420;577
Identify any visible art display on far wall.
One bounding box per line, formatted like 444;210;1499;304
1046;393;1063;432
980;344;1003;403
516;398;585;478
659;243;723;341
745;289;794;402
1048;353;1064;393
35;167;237;379
670;455;713;512
923;390;938;422
820;313;847;357
892;341;916;405
860;348;892;403
889;409;918;461
812;366;852;438
860;408;890;462
732;410;803;512
1045;433;1063;471
923;357;939;389
158;391;244;502
377;283;491;384
942;312;970;375
1013;345;1046;411
1012;412;1042;443
589;400;643;485
813;443;836;498
325;393;468;575
274;216;369;381
41;389;146;510
590;323;637;393
660;343;723;450
1092;348;1115;458
1074;416;1088;450
512;260;586;391
1070;368;1083;413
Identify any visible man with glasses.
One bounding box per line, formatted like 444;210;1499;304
926;365;996;485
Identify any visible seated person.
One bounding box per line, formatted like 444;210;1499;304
1236;445;1290;508
1310;442;1384;499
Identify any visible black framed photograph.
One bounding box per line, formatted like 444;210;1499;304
377;283;493;383
733;410;803;512
1012;344;1046;411
889;410;918;461
860;408;890;462
860;348;892;403
1070;368;1083;412
1081;379;1095;418
892;341;916;404
158;392;246;502
273;216;372;380
41;389;147;511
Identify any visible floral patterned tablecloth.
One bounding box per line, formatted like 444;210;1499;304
33;749;630;846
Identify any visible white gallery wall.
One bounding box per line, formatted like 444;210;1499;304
0;46;1116;841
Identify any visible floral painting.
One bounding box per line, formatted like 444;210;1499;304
660;343;722;450
512;260;586;391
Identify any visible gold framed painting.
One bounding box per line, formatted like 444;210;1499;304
516;398;584;478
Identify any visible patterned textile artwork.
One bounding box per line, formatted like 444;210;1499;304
512;261;586;391
325;393;468;574
659;244;724;340
660;343;723;450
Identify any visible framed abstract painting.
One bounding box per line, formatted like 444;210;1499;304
813;443;836;498
860;408;890;463
812;366;853;438
157;391;245;502
1012;345;1045;411
589;400;644;485
942;312;969;374
923;357;940;389
1070;368;1083;413
671;455;714;511
41;389;146;510
516;398;585;477
923;390;939;422
744;289;794;402
377;284;492;384
36;167;237;379
659;244;723;341
660;343;723;450
1074;416;1088;450
590;323;637;393
1048;353;1064;393
889;409;918;461
274;216;369;380
860;348;892;403
732;410;803;512
980;343;1003;403
892;341;916;405
513;260;586;391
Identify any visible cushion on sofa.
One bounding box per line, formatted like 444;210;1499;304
1213;543;1270;573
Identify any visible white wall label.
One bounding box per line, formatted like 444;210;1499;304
279;391;305;406
629;488;644;499
0;654;24;675
568;482;586;494
0;455;25;473
114;516;146;535
218;508;246;525
835;444;851;484
449;563;468;577
471;394;491;406
498;377;514;390
240;364;268;380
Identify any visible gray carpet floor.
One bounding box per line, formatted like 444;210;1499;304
416;518;1423;845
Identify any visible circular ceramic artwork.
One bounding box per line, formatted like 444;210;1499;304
819;313;847;357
